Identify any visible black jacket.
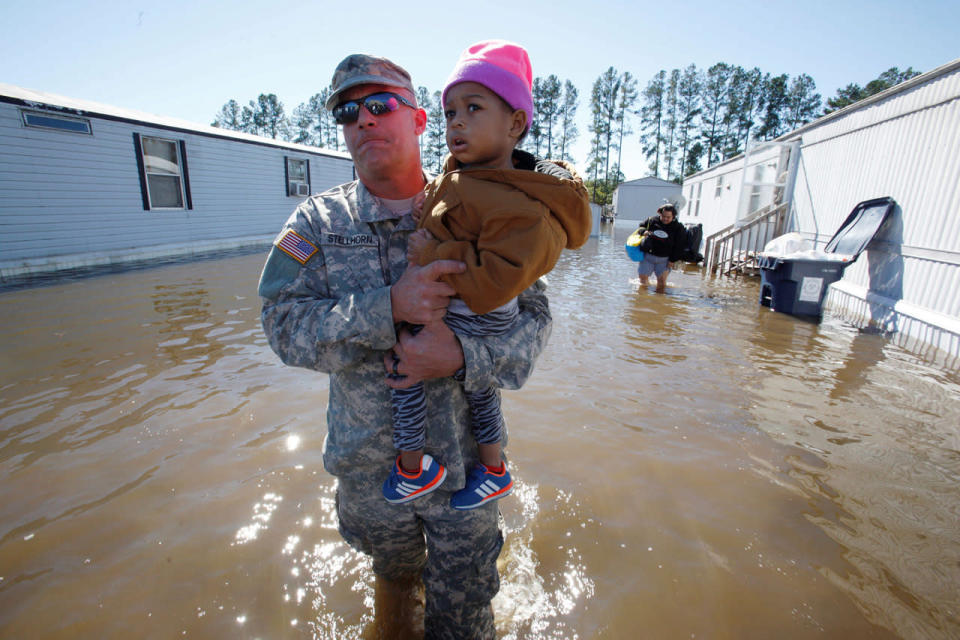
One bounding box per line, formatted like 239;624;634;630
637;215;686;261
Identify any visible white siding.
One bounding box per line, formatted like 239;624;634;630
682;58;960;360
0;94;353;274
789;62;960;340
612;179;682;221
680;160;743;239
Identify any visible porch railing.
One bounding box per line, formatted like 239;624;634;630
703;203;790;275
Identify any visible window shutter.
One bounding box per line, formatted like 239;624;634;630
284;156;290;196
306;159;311;191
179;140;193;210
132;133;150;210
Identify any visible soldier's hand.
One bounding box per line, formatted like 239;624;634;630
391;260;465;324
385;320;464;388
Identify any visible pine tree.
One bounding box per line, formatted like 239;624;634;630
639;70;666;178
662;69;680;180
676;64;702;178
320;88;343;151
587;84;607;201
824;66;921;113
558;80;579;164
864;67;920;95
587;68;620;202
424;90;447;173
613;72;637;186
256;94;289;140
823;83;866;114
287;93;315;147
526;77;545;156
240;102;258;136
238;94;290;139
212;99;242;130
784;74;821;130
685;141;704;177
291;103;314;145
724;66;764;157
757;74;788;140
700;63;731;167
538;75;562;158
417;86;432;160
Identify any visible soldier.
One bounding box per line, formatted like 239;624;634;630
258;53;552;638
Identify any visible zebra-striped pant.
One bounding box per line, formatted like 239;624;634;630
391;306;518;452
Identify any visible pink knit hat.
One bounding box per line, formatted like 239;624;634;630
442;40;534;132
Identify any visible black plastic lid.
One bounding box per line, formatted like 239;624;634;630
824;196;897;259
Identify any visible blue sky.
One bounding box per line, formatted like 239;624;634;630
2;0;957;179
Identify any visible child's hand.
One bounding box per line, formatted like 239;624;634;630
411;191;426;224
407;228;435;263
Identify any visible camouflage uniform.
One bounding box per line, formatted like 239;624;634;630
258;178;552;638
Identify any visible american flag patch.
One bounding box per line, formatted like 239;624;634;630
276;230;318;264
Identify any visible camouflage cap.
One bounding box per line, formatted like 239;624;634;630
325;54;416;110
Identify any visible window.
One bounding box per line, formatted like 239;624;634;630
286;157;311;197
747;164;766;214
694;182;702;217
133;133;192;210
715;175;724;198
21;109;92;134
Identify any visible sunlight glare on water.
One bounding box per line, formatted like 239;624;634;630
495;480;596;640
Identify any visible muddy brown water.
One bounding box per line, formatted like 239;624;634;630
1;223;958;639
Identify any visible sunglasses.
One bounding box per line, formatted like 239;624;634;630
332;92;416;125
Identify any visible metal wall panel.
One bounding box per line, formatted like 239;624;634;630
0;95;354;269
684;59;960;359
613;183;682;221
791;68;960;325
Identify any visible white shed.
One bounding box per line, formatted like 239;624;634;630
612;176;682;221
680;58;960;363
0;83;355;282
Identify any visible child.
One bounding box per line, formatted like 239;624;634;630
382;40;592;509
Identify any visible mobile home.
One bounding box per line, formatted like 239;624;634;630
612;176;682;221
0;83;354;282
681;58;960;363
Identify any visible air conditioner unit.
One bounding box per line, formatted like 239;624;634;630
297;183;310;196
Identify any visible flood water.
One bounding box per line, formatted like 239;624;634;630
2;222;959;639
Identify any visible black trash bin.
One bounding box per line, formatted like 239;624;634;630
758;256;847;316
758;196;897;317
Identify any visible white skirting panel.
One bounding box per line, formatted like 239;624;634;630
825;280;960;370
0;235;273;282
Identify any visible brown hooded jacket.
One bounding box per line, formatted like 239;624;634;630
411;152;592;314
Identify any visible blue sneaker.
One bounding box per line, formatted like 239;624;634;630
382;454;447;504
450;463;513;510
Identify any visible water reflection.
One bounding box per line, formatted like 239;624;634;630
152;280;215;358
746;311;960;640
620;289;693;366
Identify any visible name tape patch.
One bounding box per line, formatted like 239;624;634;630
319;233;378;247
276;230;318;264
